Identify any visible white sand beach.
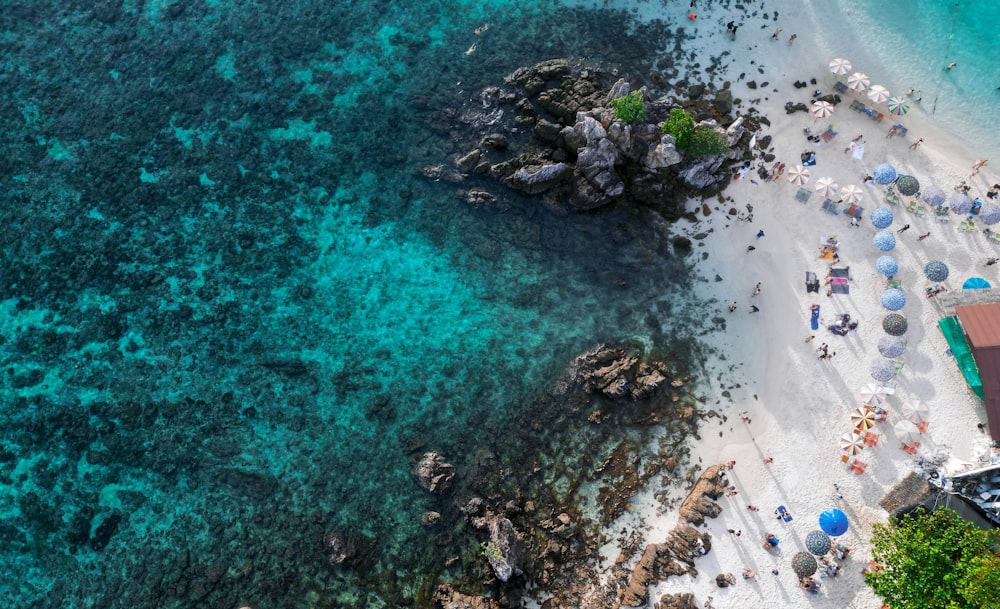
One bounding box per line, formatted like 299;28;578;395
585;2;1000;608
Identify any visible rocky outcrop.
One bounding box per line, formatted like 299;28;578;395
412;451;456;494
433;585;501;609
655;592;698;609
507;162;573;194
486;515;527;582
556;342;670;401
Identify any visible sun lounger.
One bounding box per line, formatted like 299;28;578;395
959;218;976;232
902;442;920;454
821;198;834;212
850;460;868;474
850;100;864;112
796;187;812;203
776;505;794;522
826;200;841;215
834;81;848;94
885;191;900;206
936;206;950;221
886;277;901;289
863;431;879;446
844;203;863;219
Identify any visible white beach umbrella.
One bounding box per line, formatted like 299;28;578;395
847;72;870;91
811;100;835;119
815;176;840;198
829;57;852;75
840;184;864;204
867;84;890;103
900;400;929;424
858;383;887;407
787;165;811;186
893;419;921;445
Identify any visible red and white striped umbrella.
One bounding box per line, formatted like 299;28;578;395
841;184;864;204
847;72;870;91
811;100;835;119
829;57;852;76
815;177;840;198
867;85;890;103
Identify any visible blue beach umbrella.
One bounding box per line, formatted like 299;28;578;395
873;231;896;251
873;163;897;185
871;357;896;382
963;277;992;290
876;255;899;277
878;335;906;358
925;260;949;282
871;207;894;229
980;202;1000;225
950;193;972;215
819;508;849;536
881;288;906;311
922;185;946;206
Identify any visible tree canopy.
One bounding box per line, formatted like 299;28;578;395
865;507;1000;609
609;90;644;124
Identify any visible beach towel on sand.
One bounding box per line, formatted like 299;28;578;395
811;305;820;330
830;267;851;294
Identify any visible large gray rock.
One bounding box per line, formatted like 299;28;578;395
677;155;727;190
644;135;682;170
723;116;745;147
606;121;634;158
412;451;456;494
577;138;623;198
572;113;607;148
606;78;631;103
508;162;573;194
486;516;526;582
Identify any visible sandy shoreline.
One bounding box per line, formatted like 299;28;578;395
582;2;998;607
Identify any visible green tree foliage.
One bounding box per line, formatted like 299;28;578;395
865;507;1000;609
610;90;645;124
661;108;694;149
687;127;728;158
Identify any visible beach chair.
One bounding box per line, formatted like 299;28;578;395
822;126;837;142
902;442;920;454
915;204;925;217
863;431;879;447
892;360;905;374
834;81;848;94
885;190;900;206
916;421;929;433
776;505;794;522
886;277;902;289
826;200;841;215
850;99;864;112
876;113;884;122
844;203;863;219
907;200;919;213
796;187;812;203
936;206;951;221
821;199;834;212
960;218;976;232
850;460;868;475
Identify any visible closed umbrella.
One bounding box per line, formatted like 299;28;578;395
847;72;870;91
811;100;835;119
950;193;973;215
871;207;893;229
876;255;898;276
792;551;819;577
870;358;895;382
980;202;1000;225
851;407;878;431
819;508;849;536
873;230;896;251
829;57;852;75
883;313;908;336
881;288;906;311
841;432;866;456
873;163;897;185
815;176;840;198
787;165;811;186
886;96;910;116
922;185;947;206
841;184;864;204
878;336;906;358
867;84;891;103
925;260;949;282
894;419;921;445
806;530;832;556
901;400;929;424
963;277;992;290
896;175;920;196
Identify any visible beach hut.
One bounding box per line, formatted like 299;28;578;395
952;303;1000;439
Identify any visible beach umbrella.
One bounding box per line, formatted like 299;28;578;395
806;530;833;556
851;407;878;431
873;230;896;251
922;185;947;206
870;358;896;382
847;72;870;91
980;202;1000;225
873;163;897;185
886;96;910;116
841;184;864;204
963;277;992;290
815;176;840;198
950;193;973;215
883;313;908;336
867;84;891;103
901;400;929;424
896;175;920;196
878;336;907;358
792;551;819;578
924;260;949;282
819;508;849;536
811;100;835;119
840;432;866;457
881;288;906;311
787;165;811;186
893;419;921;445
829;57;852;75
858;383;889;405
871;207;894;229
875;255;898;276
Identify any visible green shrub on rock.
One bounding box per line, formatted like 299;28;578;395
610;90;645;124
686;126;728;158
661;108;694;149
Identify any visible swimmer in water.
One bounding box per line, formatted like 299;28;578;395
464;41;477;55
474;23;490;35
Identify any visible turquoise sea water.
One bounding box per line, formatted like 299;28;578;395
0;2;714;607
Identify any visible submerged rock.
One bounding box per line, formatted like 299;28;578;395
412;451;456;494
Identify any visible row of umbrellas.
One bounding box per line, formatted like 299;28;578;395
828;57;909;116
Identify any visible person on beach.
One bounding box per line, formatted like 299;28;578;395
753;282;761;296
788;33;797;45
897;224;910;233
804;335;815;342
749;304;760;313
729;301;738;312
985;258;998;266
947;62;957;70
763;456;773;463
747;245;756;252
918;231;931;241
909;138;924;150
756;229;765;239
972;159;988;175
771;27;781;39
